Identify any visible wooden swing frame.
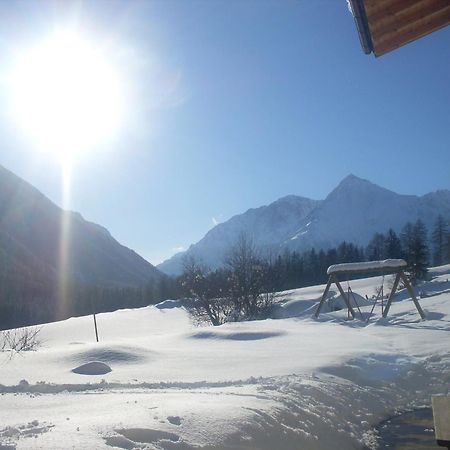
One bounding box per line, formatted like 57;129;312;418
314;260;426;320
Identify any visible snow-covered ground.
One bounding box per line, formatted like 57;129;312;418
1;266;450;449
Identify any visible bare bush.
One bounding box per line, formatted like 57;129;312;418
180;255;232;325
181;235;277;326
1;326;42;356
224;234;277;321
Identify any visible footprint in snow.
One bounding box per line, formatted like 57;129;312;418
0;420;54;448
167;416;182;426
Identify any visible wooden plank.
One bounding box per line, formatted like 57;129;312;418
373;4;450;42
432;396;450;443
366;0;435;22
374;8;450;55
370;0;449;38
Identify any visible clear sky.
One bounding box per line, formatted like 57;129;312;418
0;1;449;265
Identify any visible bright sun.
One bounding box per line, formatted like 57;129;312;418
9;30;123;163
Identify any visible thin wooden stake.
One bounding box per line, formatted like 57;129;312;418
92;313;99;342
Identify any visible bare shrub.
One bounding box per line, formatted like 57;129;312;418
1;326;42;356
181;235;277;326
180;255;231;326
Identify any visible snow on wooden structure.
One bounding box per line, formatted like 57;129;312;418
315;259;426;320
432;396;450;448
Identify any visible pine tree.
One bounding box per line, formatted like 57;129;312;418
384;228;402;259
400;222;414;261
402;220;429;283
366;233;386;260
432;215;448;266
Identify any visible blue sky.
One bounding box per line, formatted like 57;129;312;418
0;1;449;264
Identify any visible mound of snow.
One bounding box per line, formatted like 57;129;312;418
71;361;112;375
68;345;149;365
190;330;284;341
271;298;318;319
324;292;372;312
155;299;182;309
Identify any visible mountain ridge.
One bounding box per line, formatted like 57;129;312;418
158;175;450;275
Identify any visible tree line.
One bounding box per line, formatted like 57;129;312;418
0;272;180;330
2;216;449;330
179;216;450;325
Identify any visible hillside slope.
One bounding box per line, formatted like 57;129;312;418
0;164;162;288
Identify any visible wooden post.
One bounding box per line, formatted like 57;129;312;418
92;313;99;342
314;276;333;318
90;297;100;342
382;272;401;318
399;271;426;319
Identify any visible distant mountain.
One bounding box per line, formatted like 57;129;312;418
0;164;162;289
158;195;320;275
158;175;450;275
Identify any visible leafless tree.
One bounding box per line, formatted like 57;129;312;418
180;255;232;325
224;234;277;321
181;235;277;325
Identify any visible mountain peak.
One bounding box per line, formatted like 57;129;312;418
327;174;389;200
339;174;371;187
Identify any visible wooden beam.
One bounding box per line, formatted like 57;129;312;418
382;272;401;318
366;0;436;22
369;0;449;38
373;7;450;55
399;271;426;319
314;276;333;318
333;275;356;319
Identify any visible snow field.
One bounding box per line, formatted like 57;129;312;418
1;265;450;449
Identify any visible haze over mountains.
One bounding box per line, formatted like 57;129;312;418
158;175;450;275
0;164;162;290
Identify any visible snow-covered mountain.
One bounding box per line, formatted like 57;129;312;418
285;174;450;252
157;195;319;275
159;175;450;275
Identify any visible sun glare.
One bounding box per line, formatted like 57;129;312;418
9;30;123;163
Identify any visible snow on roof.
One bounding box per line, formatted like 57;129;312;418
327;259;407;275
